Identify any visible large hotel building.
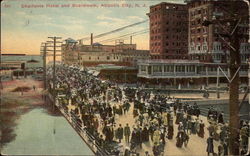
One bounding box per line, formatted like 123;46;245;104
147;2;188;60
137;0;249;85
147;0;249;62
187;0;249;63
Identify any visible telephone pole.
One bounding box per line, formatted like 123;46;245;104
47;37;62;110
41;42;48;90
202;0;249;155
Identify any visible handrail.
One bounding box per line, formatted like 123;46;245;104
48;93;112;156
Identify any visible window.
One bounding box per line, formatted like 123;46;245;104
107;56;110;60
153;65;162;72
197;19;201;24
141;65;146;72
176;66;185;72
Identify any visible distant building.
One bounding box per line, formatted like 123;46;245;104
1;54;43;77
61;38;149;67
116;50;150;66
187;0;249;63
1;54;43;70
147;2;188;59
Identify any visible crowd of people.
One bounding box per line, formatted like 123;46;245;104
47;64;249;156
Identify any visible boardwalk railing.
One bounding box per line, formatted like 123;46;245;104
47;93;111;156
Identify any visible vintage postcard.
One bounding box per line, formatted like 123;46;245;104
1;0;250;155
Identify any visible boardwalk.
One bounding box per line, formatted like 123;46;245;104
58;92;222;156
48;65;248;156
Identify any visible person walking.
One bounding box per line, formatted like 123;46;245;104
124;123;131;143
198;120;205;138
130;128;137;150
168;118;174;139
206;135;214;156
153;128;161;146
141;126;149;142
116;124;123;143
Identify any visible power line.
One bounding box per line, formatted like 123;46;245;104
78;19;148;41
100;30;149;44
97;29;149;43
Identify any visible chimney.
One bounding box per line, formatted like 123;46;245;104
90;33;93;46
130;36;132;44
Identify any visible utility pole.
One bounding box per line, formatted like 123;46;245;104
228;14;241;155
47;37;62;111
202;0;249;155
41;42;48;90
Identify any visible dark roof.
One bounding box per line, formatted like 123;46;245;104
93;42;103;46
65;38;78;43
27;59;39;63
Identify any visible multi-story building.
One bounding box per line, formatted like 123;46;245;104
187;0;249;63
61;38;148;66
147;2;188;59
115;50;150;66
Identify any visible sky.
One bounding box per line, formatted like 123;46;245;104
1;0;184;55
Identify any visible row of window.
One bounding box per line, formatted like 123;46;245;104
86;54;149;61
190;27;207;34
190;18;203;26
190;45;222;51
190;7;208;16
151;21;186;27
151;35;187;40
190;45;208;51
144;65;237;73
151;28;187;34
151;5;185;13
150;48;186;54
151;42;187;47
190;37;208;43
240;44;250;52
142;65;196;73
